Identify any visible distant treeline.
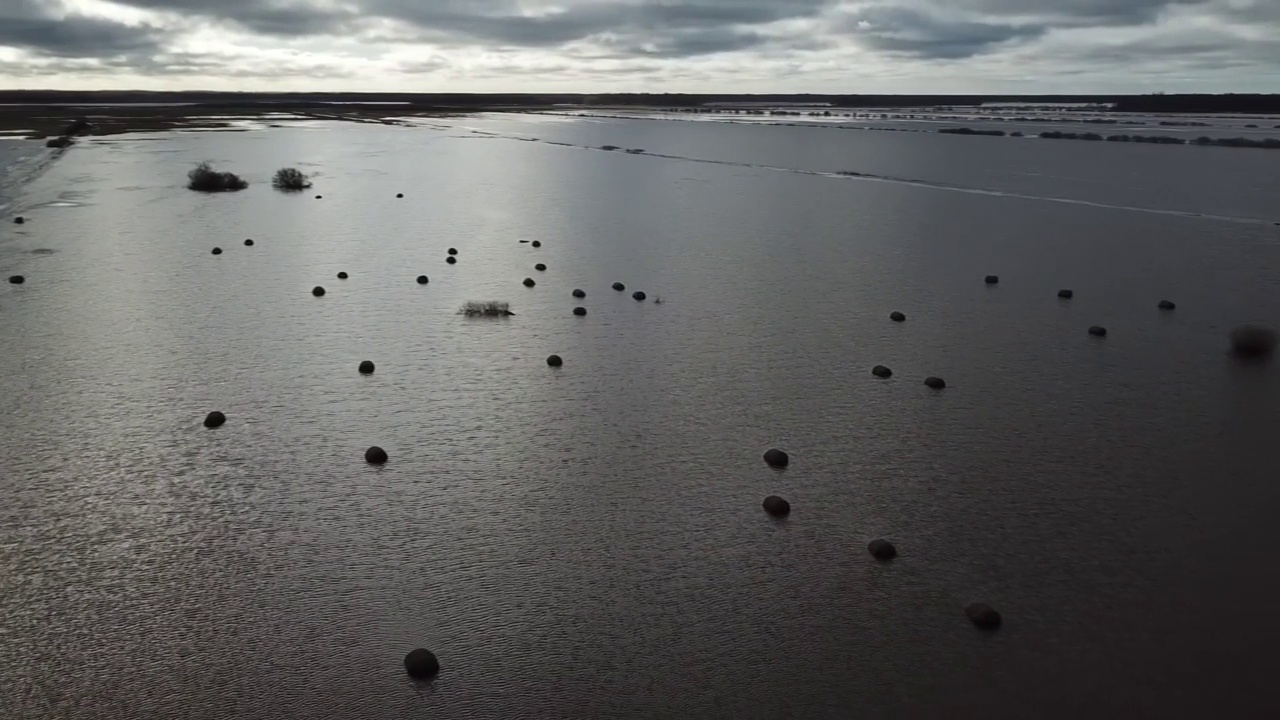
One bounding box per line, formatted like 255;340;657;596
1038;131;1280;148
1;91;1278;114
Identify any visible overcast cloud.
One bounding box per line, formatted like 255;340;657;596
0;0;1275;91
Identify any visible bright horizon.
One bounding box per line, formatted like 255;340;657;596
1;1;1278;94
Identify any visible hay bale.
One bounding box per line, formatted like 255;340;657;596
632;291;647;301
211;247;222;255
868;539;897;560
312;286;326;297
1058;289;1073;299
523;278;536;287
404;649;439;679
762;495;791;517
1230;325;1278;359
1088;326;1107;337
573;307;587;316
763;449;789;468
203;411;226;428
612;282;626;291
546;354;563;367
889;311;906;322
338;272;348;279
924;376;946;389
365;446;388;464
417;275;429;285
872;365;892;378
965;603;1002;629
572;289;586;298
984;275;999;284
359;361;375;375
1158;300;1176;310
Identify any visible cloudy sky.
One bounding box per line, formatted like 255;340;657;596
1;0;1277;92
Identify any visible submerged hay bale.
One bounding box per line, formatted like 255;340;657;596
573;306;587;316
523;278;536;287
272;167;312;191
365;446;388;464
8;275;25;284
203;411;226;428
1230;325;1278;359
889;311;906;322
211;247;223;255
531;241;542;248
312;286;326;297
763;448;789;468
417;275;429;285
13;216;24;224
448;248;458;256
404;649;439;679
762;495;791;517
396;193;404;198
461;301;514;317
359;360;375;374
546;354;563;367
1058;289;1073;299
612;282;626;291
446;256;457;265
924;376;946;389
572;289;586;298
1088;325;1107;337
535;263;547;271
187;162;248;192
872;365;893;378
985;275;999;285
337;272;348;279
868;539;897;560
244;239;254;246
632;291;647;301
1158;300;1176;310
965;603;1002;629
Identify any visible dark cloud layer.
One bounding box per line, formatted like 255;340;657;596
0;0;165;58
843;6;1045;59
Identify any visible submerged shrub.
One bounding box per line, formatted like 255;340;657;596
188;162;248;192
272;167;312;191
460;301;515;317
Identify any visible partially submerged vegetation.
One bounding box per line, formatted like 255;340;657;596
938;127;1005;137
272;167;312;191
460;301;515;317
188;162;248;192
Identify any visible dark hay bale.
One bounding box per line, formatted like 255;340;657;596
396;193;404;198
448;248;457;256
1158;300;1176;310
573;307;587;316
965;603;1002;629
572;289;586;298
535;263;546;271
612;282;626;291
312;286;326;297
365;446;388;464
924;376;947;389
8;275;25;284
417;275;429;285
523;278;536;287
404;649;439;680
984;275;999;284
632;291;647;301
338;272;348;279
1058;289;1073;299
244;239;254;246
872;365;893;378
314;195;322;199
1230;325;1278;359
1088;326;1107;337
211;247;222;255
763;448;789;468
531;241;542;248
546;354;563;367
868;539;897;560
13;216;24;224
446;256;456;265
762;495;791;517
889;311;906;322
359;360;375;375
203;411;226;428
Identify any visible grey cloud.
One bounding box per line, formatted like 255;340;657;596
951;0;1207;24
843;6;1045;59
0;1;165;58
108;0;359;36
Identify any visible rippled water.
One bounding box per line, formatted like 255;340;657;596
2;115;1279;718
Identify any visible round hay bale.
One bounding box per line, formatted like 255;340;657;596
396;193;404;198
404;649;439;679
531;240;542;248
632;291;647;301
612;282;625;291
1230;325;1278;359
924;376;946;389
315;195;322;199
763;448;789;468
573;307;587;316
1158;300;1176;310
572;289;586;298
337;272;348;279
868;539;897;560
211;247;223;255
889;311;906;322
984;275;999;285
446;256;456;265
358;360;375;375
872;365;892;378
447;248;457;256
312;286;326;297
416;275;429;285
535;263;546;271
546;354;563;367
203;411;226;428
365;446;388;464
523;278;536;287
13;216;23;225
1088;326;1107;337
762;495;791;517
8;275;25;284
244;239;254;247
965;603;1002;629
1058;289;1073;299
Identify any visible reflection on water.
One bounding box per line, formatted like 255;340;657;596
2;116;1278;718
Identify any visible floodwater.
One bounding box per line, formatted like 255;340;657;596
2;114;1279;719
